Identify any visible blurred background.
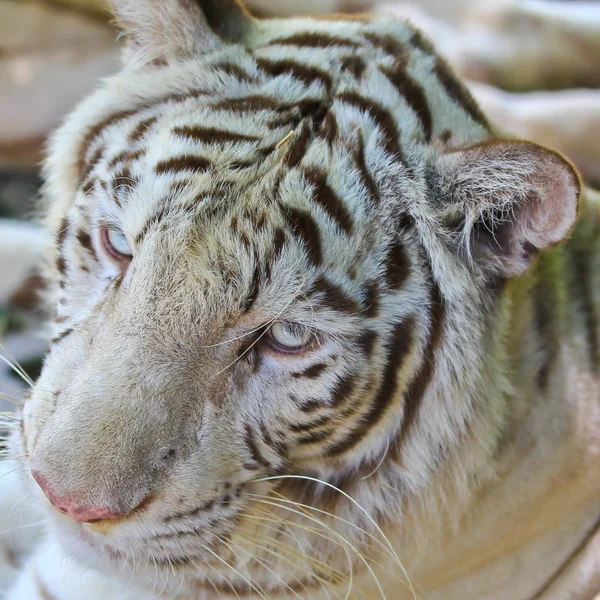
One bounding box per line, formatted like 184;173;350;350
0;0;599;411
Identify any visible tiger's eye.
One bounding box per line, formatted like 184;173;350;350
268;322;315;352
101;228;133;261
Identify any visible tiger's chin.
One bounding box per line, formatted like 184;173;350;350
52;521;312;600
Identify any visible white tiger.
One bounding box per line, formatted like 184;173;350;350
1;0;599;599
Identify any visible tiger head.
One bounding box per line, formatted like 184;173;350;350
15;0;580;597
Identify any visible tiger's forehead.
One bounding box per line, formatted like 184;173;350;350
71;16;492;203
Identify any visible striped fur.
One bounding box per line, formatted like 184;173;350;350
3;2;597;600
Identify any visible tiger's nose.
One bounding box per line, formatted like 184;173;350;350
31;470;125;523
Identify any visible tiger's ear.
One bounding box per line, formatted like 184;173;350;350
437;140;581;277
111;0;254;65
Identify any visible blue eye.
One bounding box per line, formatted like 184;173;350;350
268;322;315;352
101;228;133;260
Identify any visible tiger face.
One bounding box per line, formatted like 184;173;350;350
13;0;580;597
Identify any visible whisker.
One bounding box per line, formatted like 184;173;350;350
0;521;45;537
240;507;339;597
250;492;401;576
243;511;344;574
162;556;176;598
123;539;137;585
0;379;26;396
236;531;340;599
148;548;160;597
248;498;388;599
0;412;22;422
202;557;242;600
0;394;22;407
205;572;226;600
361;440;390;481
0;345;35;388
256;474;415;596
217;535;272;600
250;495;409;589
238;515;349;599
201;543;269;600
0;466;27;483
228;536;306;600
244;506;357;600
240;510;352;585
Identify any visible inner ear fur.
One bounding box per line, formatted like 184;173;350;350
111;0;254;65
437;139;581;277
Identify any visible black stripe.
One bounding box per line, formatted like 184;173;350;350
299;398;327;412
135;208;167;245
242;263;261;313
214;62;255;82
433;58;490;129
129;116;158;143
283;207;322;267
78;108;139;180
531;274;557;390
394;270;445;453
336;92;404;161
356;329;377;359
270;33;360;49
257;58;333;93
264;227;285;284
163;498;216;523
271;227;286;263
289;415;330;433
385;237;411;289
329;373;356;408
107;148;144;170
340;55;367;79
354;136;380;206
285;121;312;169
293;363;328;379
77;90;215;180
317;111;338;147
212;95;282;113
56;217;69;249
173;126;260;144
155;155;211;175
363;32;409;57
79;145;104;186
260;422;287;456
381;63;433;142
51;328;73;345
362;281;380;318
296;428;333;445
56;253;67;278
304;168;353;235
111;168;135;204
244;424;272;469
326;317;416;457
310;275;359;315
408;29;436;56
76;229;97;259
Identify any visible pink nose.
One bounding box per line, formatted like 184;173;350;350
31;470;124;523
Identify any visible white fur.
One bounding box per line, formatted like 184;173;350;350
1;2;597;600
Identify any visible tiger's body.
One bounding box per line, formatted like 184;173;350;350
1;1;598;599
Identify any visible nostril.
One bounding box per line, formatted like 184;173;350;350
156;448;177;468
164;448;177;461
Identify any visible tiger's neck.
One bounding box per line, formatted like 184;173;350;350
417;189;600;600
